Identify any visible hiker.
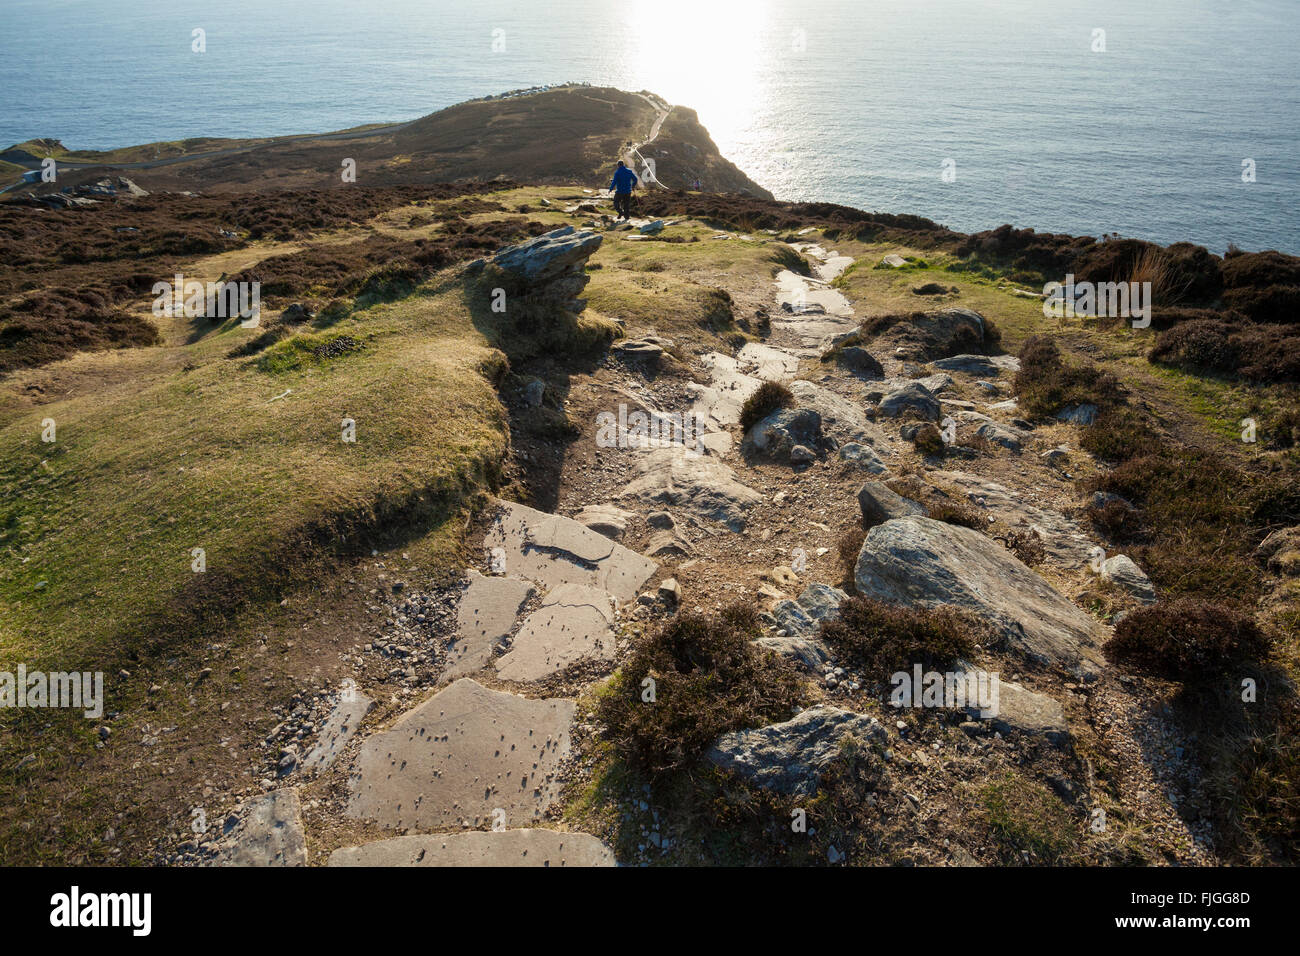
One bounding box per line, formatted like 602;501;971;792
608;160;638;220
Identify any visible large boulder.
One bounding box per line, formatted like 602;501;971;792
706;707;889;795
837;346;885;378
878;382;941;421
854;517;1106;678
491;225;602;283
489;226;604;314
742;407;823;462
857;480;927;527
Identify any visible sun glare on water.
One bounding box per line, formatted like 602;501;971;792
624;0;773;144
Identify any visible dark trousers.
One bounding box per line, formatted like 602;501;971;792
614;191;632;219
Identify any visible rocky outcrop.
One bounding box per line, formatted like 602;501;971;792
878;382;942;421
855;517;1107;678
742;407;824;463
487;225;603;314
707;707;889;795
621;446;763;531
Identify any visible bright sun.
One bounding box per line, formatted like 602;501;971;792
624;0;773;144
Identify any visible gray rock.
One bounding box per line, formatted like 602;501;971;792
754;633;831;670
484;500;657;603
857;480;927;527
854;517;1106;678
742;407;823;460
975;421;1025;453
839;442;891;475
931;354;1020;376
940;471;1096;568
522;378;546;407
328;829;615;867
910;373;953;394
621;446;763;531
490;225;603;284
646;511;676;530
644;530;693;559
209;789;307;867
971;679;1070;746
837;346;884;378
1100;555;1158;605
707;707;888;795
445;571;536;679
878;382;941;421
796;582;850;624
347;678;573;831
573;503;635;541
496;583;617;681
613;338;666;362
1056;404;1099;426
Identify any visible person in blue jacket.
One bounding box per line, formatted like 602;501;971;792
608;161;639;220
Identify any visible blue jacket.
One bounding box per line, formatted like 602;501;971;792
610;166;638;193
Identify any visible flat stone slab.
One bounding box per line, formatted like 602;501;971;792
445;571;536;679
621;445;763;531
346;678;574;831
327;829;615;867
484;501;656;603
855;517;1106;678
707;707;888;796
495;583;617;681
209;789;306;867
302;689;376;773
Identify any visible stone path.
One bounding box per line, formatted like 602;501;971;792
206;223;1203;867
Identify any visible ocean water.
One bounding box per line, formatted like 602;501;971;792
2;0;1296;253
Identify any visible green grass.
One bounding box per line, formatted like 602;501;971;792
0;280;510;671
832;241;1048;348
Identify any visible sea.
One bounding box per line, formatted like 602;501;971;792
2;0;1297;253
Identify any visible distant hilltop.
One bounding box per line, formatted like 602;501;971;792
1;86;773;199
